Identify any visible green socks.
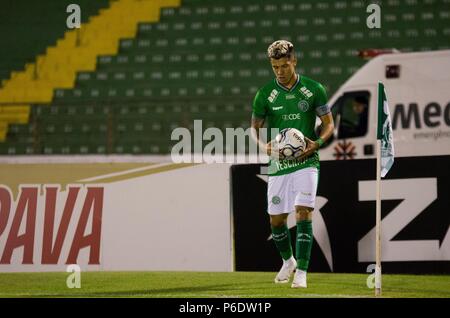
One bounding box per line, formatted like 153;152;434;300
271;220;313;269
296;220;313;271
271;224;293;260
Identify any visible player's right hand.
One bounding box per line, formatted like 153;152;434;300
296;136;318;160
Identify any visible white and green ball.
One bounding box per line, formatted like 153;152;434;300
275;128;306;160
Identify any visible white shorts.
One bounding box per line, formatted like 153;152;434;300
267;167;318;215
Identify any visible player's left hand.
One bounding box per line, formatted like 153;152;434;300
297;137;319;160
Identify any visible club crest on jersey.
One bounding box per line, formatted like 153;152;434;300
272;196;281;204
299;86;313;98
298;100;309;112
268;89;279;103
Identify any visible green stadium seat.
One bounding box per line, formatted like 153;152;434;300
0;0;110;83
0;142;35;155
3;0;448;155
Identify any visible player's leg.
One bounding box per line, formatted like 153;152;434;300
295;206;313;273
268;174;296;283
270;213;292;261
291;206;313;288
291;167;319;288
271;213;297;283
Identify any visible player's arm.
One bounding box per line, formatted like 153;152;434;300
305;112;334;150
251;115;272;155
299;84;335;158
251;89;274;155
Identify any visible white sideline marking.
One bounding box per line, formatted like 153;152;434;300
0;293;372;298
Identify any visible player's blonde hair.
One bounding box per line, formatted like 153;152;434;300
267;40;295;59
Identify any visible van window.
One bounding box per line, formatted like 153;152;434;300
335;92;370;139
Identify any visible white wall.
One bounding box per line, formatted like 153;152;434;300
0;162;233;272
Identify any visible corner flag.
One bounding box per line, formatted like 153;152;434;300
374;82;394;297
377;82;394;177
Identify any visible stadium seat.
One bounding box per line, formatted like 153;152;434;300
1;0;449;154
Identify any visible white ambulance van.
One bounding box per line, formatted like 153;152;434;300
320;49;450;160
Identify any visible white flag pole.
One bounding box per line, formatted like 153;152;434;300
375;82;383;297
375;138;382;297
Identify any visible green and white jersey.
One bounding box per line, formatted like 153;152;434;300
252;74;329;176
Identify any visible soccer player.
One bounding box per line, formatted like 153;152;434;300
251;40;334;288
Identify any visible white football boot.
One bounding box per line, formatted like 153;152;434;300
274;257;297;283
291;269;307;288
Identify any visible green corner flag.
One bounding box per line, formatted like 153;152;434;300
377;82;394;177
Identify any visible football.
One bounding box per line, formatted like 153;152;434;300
274;128;306;160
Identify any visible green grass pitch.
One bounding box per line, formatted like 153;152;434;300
0;272;449;298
